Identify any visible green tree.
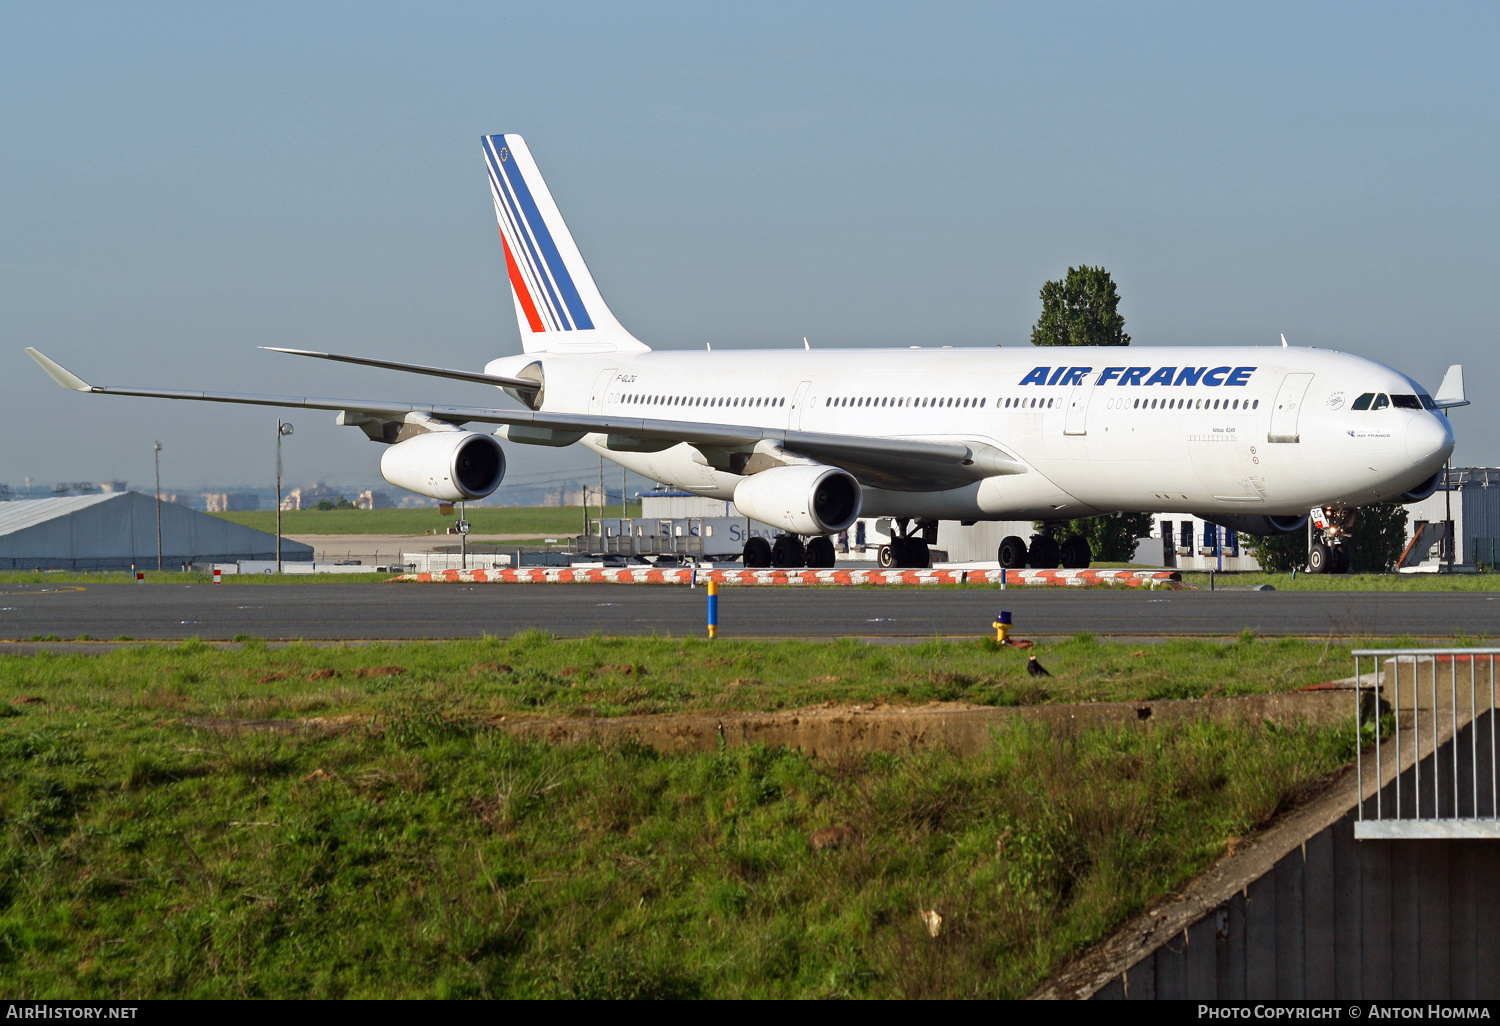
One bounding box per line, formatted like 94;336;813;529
1035;513;1154;562
1344;503;1409;573
1030;266;1131;347
1245;530;1305;573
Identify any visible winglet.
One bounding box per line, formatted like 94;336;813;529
25;348;92;391
1434;364;1468;409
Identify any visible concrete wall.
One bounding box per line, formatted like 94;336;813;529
1094;711;1499;1000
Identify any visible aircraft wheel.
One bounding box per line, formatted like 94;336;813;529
1028;535;1061;569
805;536;836;568
878;544;894;568
1060;534;1092;569
1329;544;1350;574
897;539;930;569
1307;542;1331;574
997;536;1028;569
743;537;772;568
771;535;806;568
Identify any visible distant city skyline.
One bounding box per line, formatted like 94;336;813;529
4;3;1496;486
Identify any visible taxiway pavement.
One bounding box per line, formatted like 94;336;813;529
0;582;1493;641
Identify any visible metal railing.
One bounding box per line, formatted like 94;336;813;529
1354;648;1499;839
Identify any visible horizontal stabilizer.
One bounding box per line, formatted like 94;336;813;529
260;347;537;390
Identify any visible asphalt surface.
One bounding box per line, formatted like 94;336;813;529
0;582;1495;641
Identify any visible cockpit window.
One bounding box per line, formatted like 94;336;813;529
1352;393;1374;410
1372;393;1390;410
1391;394;1422;410
1419;394;1437;410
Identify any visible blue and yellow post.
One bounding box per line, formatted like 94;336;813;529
707;579;719;639
992;609;1012;645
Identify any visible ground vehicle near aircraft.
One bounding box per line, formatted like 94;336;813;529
25;134;1464;570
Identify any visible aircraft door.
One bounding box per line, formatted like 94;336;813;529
1268;373;1313;443
589;368;618;415
789;380;812;430
1063;377;1095;435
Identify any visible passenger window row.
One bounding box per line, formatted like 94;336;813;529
826;396;986;408
1104;397;1260;411
622;394;784;409
1352;393;1432;411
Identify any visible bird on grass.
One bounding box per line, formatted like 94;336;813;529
1027;655;1051;678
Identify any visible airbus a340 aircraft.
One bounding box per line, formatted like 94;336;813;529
27;134;1466;572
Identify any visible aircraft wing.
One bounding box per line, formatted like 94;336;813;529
26;349;1023;490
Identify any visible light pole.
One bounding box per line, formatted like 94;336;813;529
276;421;294;573
153;441;163;571
1443;408;1453;572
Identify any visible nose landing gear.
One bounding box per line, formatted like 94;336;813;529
1306;506;1355;574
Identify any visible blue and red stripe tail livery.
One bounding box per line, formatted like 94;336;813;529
482;134;647;354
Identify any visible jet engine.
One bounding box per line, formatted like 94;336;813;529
1199;514;1309;537
732;465;862;536
1395;470;1443;504
379;430;505;502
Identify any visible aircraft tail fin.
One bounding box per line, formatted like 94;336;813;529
482;135;648;355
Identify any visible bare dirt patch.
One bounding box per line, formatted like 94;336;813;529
493;691;1348;759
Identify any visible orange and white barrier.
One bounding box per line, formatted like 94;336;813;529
392;567;1181;587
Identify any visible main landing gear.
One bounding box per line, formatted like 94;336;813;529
1306;507;1353;574
996;527;1092;570
742;534;837;569
877;518;936;569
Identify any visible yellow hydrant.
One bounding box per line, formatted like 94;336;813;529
992;609;1013;645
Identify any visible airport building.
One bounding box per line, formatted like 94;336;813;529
203;492;261;512
0;491;311;570
1399;466;1500;567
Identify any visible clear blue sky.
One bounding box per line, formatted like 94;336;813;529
3;2;1496;492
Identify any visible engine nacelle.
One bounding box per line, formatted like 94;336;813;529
733;465;862;536
1199;514;1308;537
1395;470;1443;504
379;431;505;502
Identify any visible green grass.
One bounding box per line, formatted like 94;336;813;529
0;634;1370;714
212;505;637;537
0;636;1359;997
1173;569;1500;591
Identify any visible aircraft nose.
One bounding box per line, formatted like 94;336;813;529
1406;413;1453;467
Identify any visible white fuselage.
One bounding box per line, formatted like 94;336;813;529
486;345;1454;522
